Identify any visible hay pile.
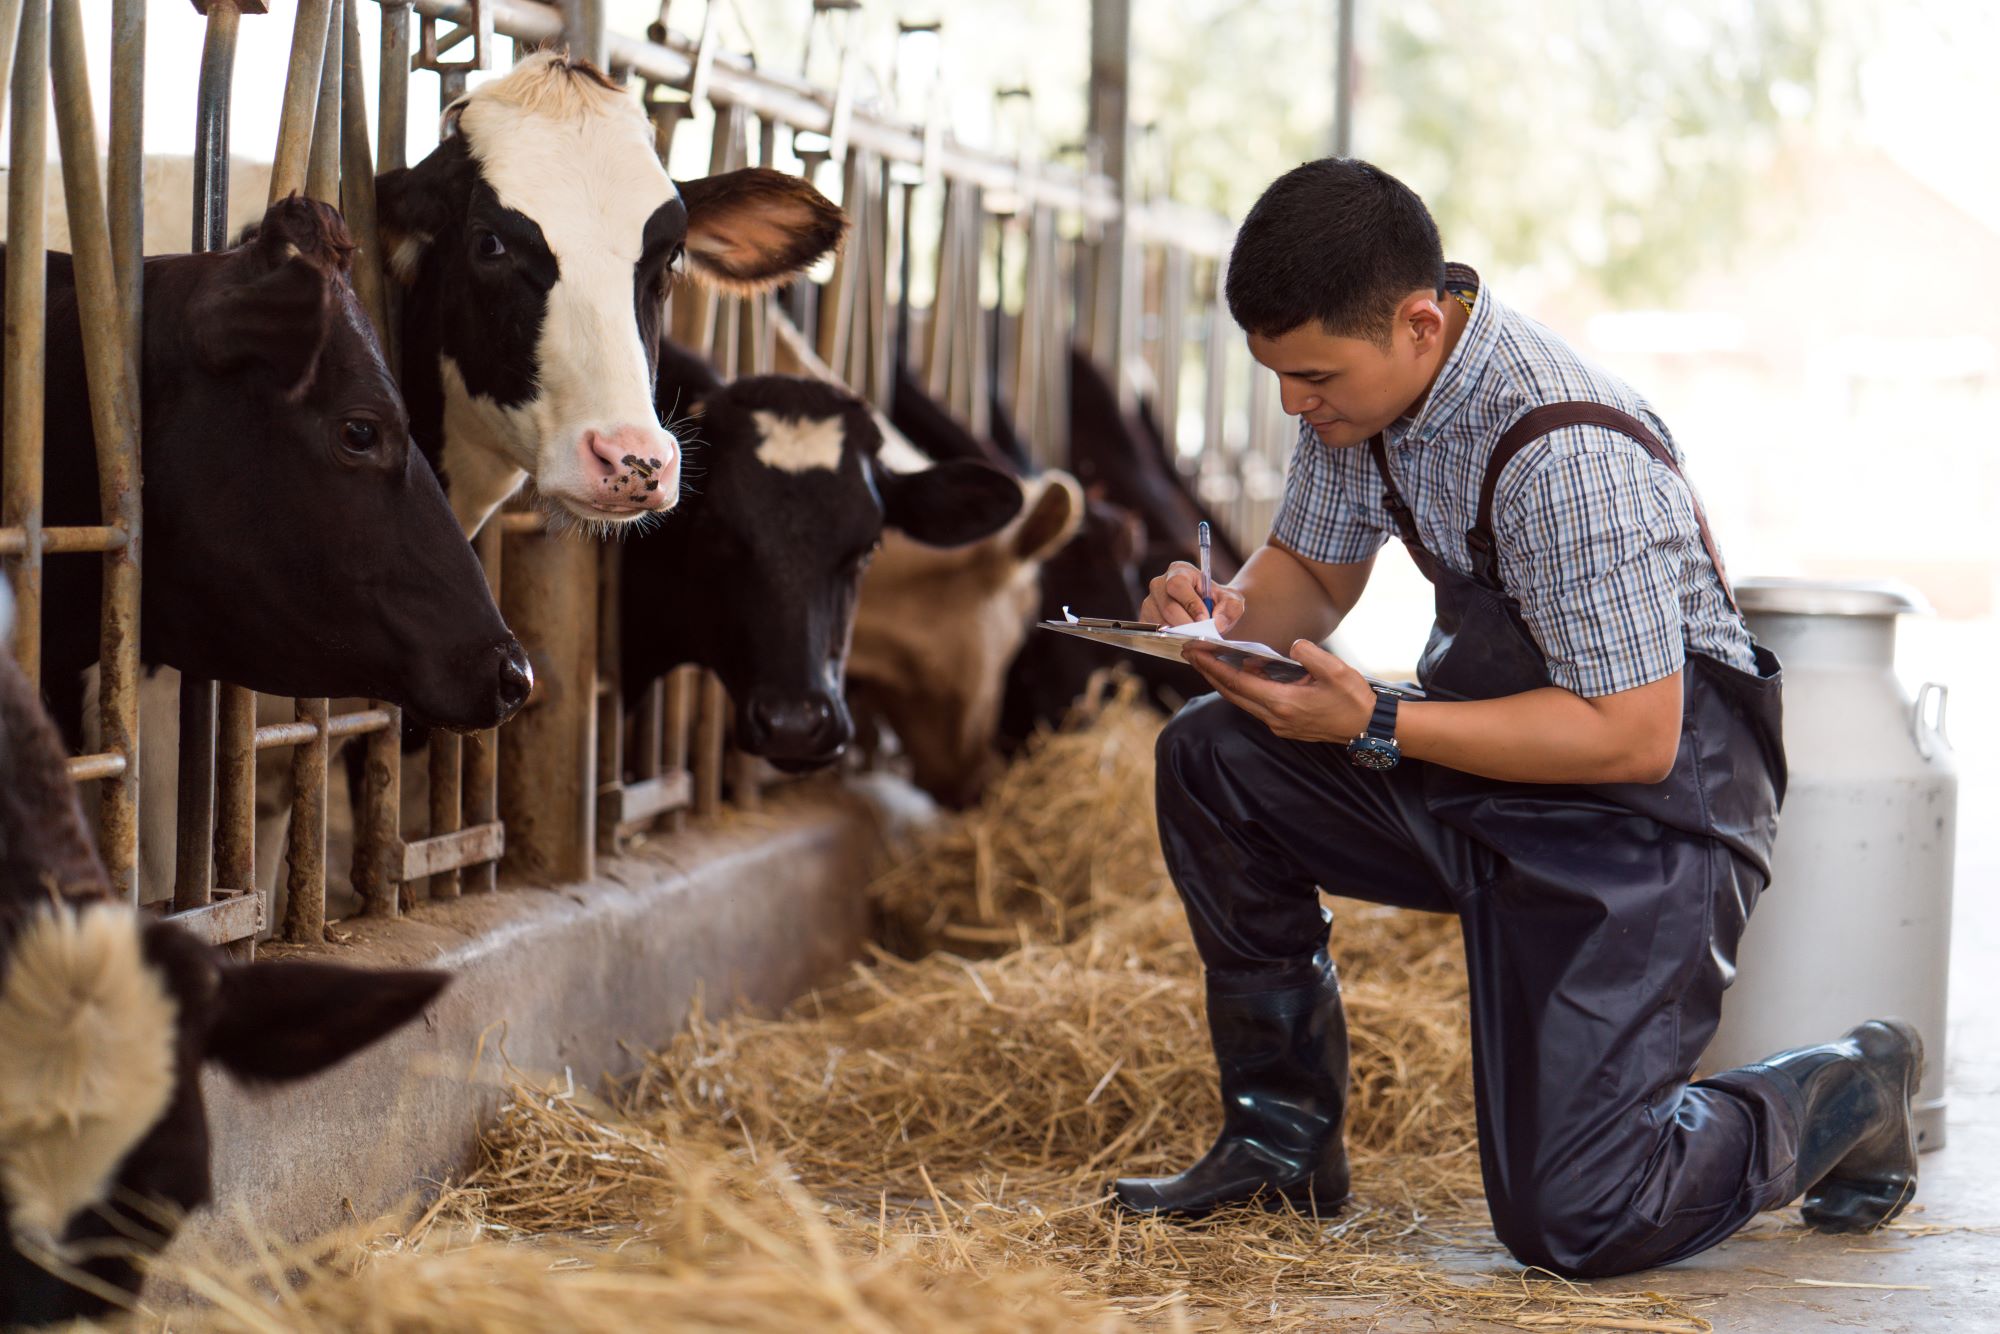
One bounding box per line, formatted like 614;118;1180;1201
159;680;1716;1333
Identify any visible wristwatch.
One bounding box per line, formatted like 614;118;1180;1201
1346;691;1401;771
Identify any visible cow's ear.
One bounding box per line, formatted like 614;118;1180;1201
204;960;448;1085
187;255;333;397
1012;471;1084;563
678;167;847;293
877;460;1024;548
376;148;458;284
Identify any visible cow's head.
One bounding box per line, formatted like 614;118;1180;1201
0;642;446;1326
622;358;1021;770
378;54;846;536
140;196;530;732
849;471;1083;808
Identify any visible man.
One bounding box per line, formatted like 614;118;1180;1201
1118;158;1922;1279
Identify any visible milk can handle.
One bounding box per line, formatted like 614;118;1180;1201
1912;682;1951;759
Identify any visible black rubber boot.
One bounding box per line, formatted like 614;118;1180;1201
1114;951;1350;1218
1752;1019;1925;1233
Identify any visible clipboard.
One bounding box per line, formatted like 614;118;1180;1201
1039;609;1426;698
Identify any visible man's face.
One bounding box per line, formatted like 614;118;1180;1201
1247;300;1442;449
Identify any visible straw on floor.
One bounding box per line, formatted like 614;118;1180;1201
158;678;1717;1333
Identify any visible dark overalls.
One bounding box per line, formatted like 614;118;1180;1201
1156;402;1799;1277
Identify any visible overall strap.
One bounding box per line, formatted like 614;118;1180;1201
1468;402;1739;612
1369;433;1443;584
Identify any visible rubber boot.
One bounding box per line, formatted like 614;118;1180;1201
1751;1019;1924;1233
1114;951;1349;1218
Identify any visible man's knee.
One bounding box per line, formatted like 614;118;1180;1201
1490;1184;1635;1280
1156;693;1270;800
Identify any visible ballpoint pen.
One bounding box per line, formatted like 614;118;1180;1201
1197;520;1214;616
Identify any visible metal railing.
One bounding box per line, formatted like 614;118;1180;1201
9;0;1295;950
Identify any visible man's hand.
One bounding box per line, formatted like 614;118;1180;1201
1141;561;1247;632
1184;639;1375;743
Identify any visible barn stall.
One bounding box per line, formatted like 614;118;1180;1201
0;1;1982;1331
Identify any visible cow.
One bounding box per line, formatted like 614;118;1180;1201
0;582;448;1326
1067;345;1244;579
884;367;1194;752
618;343;1022;770
846;465;1083;809
27;195;529;751
374;53;847;539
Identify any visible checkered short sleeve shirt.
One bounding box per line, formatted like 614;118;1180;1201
1271;264;1755;699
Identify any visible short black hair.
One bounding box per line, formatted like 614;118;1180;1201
1224;159;1446;344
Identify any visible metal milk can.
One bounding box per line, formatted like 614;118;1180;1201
1703;578;1956;1150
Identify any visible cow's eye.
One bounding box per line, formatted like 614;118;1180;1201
339;419;381;453
668;243;686;272
844;542;880;575
475;230;506;260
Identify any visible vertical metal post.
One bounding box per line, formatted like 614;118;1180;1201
426;731;462;898
560;0;605;69
306;0;343;206
1332;0;1356;158
378;0;410;171
193;6;240;252
4;0;47;684
498;530;596;883
356;704;401;914
339;0;389;343
461;520;501;892
270;0;332;201
1087;0;1133;407
282;696;328;940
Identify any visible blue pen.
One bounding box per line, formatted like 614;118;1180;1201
1197;520;1214;616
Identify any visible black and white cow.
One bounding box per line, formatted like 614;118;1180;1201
0;583;447;1326
27;195;528;749
619;343;1022;769
376;54;847;537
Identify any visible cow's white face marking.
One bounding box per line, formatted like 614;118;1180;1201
446;61;681;529
752;411;846;474
0;904;177;1248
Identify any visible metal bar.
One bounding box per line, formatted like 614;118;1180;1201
633;674;663;780
270;0;333;202
193;4;241;251
612;770;691;828
65;751;127;782
108;0;142;323
1333;0;1356;158
559;0;604;68
403;0;1226;241
306;0;344;204
461;519;501;893
661;663;693;833
4;0;47;686
161;891;264;948
426;730;463;898
0;524;125;554
497;526;596;883
214;684;256;890
377;1;410;172
355;698;401;915
692;671;724;816
400;821;503;881
340;0;390;343
51;0;144;903
281;696;328;941
172;678;216;913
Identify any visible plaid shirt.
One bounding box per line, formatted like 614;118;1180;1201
1272;263;1755;698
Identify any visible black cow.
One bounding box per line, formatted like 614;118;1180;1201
619;343;1022;769
1067;345;1245;578
0;586;446;1327
23;196;527;748
376;53;847;538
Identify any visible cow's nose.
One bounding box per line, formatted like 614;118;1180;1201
742;691;848;766
580;424;678;511
493;641;534;722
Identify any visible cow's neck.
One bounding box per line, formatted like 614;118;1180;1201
436;355;531;538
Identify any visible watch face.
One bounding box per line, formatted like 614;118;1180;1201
1348;737;1399;771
